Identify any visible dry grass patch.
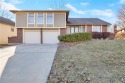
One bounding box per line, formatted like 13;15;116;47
48;40;125;83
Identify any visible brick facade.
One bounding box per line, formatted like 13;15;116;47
8;28;23;43
87;25;92;32
60;28;67;35
102;25;108;32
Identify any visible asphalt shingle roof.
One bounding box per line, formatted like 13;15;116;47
67;18;111;25
0;17;15;26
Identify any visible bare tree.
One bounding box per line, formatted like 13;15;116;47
117;5;125;30
49;0;66;10
0;1;14;19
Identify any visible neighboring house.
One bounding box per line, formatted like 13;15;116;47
9;10;111;44
0;17;17;45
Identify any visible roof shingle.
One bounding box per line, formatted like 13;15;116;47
0;17;15;26
67;18;111;25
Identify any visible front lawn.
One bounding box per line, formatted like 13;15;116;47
48;40;125;83
0;44;8;48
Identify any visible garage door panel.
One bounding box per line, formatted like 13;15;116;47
24;30;41;44
43;30;59;44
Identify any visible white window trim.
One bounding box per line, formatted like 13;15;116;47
28;13;35;24
27;13;28;27
46;13;54;25
37;13;44;24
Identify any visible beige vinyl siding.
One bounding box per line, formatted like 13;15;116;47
46;24;53;27
16;12;66;28
16;13;27;27
28;24;35;27
24;28;41;30
54;13;65;27
0;23;17;44
37;24;44;27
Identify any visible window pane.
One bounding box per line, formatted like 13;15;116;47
82;27;85;32
38;13;43;24
28;13;34;23
75;27;79;33
67;27;71;34
92;26;101;32
71;27;74;33
80;26;85;32
47;14;53;24
11;28;14;32
79;27;81;32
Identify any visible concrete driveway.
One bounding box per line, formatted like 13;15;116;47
0;46;16;78
0;44;58;83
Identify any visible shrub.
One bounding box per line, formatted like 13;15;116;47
102;32;110;39
108;33;115;40
92;32;111;39
58;32;92;42
92;32;101;39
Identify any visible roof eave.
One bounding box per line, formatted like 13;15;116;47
66;24;111;26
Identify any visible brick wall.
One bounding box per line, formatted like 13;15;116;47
8;28;23;43
102;25;107;32
87;25;92;32
60;28;67;35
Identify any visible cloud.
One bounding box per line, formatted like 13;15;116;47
120;0;125;4
48;8;53;10
65;3;114;17
0;1;20;10
65;4;85;14
8;0;24;4
109;3;115;7
89;9;114;17
80;2;89;6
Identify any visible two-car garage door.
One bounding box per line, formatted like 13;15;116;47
24;29;59;44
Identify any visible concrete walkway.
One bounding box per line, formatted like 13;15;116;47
0;44;58;83
0;46;16;78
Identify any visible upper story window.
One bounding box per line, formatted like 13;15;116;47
28;13;34;24
37;13;44;24
46;13;53;24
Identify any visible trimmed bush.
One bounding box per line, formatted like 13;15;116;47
92;32;111;39
58;32;92;42
102;32;110;39
92;32;101;39
109;33;115;40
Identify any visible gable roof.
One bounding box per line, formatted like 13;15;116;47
67;18;111;25
0;17;15;26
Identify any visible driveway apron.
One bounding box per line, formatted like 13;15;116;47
0;44;58;83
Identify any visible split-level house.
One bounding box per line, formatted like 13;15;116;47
0;17;17;45
9;10;111;44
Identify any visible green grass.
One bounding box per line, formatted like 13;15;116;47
0;44;8;47
48;39;125;83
